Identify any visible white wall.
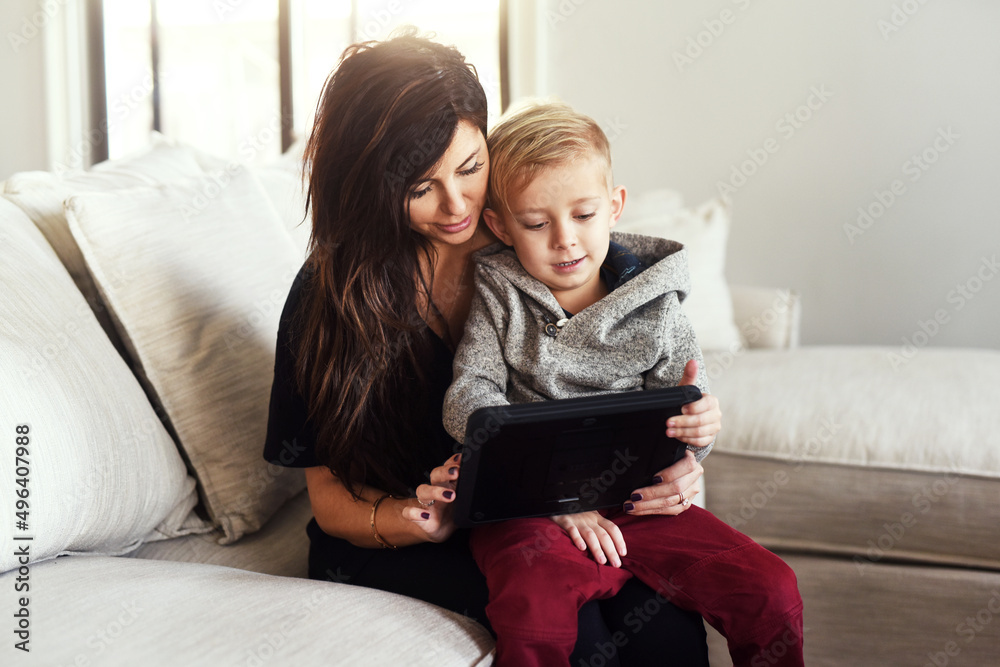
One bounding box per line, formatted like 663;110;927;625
540;0;1000;349
1;0;50;180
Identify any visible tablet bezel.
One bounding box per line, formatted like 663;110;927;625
453;385;702;528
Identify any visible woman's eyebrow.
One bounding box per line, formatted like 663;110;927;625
456;148;480;170
412;148;481;187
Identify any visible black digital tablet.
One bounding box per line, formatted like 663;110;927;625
452;385;702;528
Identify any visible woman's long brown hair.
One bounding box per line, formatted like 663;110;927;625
296;31;487;498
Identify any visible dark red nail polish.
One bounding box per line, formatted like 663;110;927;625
652;475;663;485
623;502;635;511
630;493;642;502
448;467;457;475
421;512;430;520
443;490;454;499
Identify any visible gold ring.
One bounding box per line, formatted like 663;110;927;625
678;492;686;506
418;499;435;508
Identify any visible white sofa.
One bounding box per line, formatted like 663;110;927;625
2;138;997;667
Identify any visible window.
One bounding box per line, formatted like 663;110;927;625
99;0;502;164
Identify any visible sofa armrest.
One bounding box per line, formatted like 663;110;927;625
729;285;801;350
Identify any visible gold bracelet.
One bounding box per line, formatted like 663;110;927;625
370;493;397;549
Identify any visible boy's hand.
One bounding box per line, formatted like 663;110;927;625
668;359;721;448
550;511;626;568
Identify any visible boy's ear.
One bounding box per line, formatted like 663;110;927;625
483;208;514;246
608;185;627;229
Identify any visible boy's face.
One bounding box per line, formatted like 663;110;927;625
485;157;626;309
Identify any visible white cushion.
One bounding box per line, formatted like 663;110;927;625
711;347;1000;476
2;136;210;359
0;198;208;573
0;556;495;666
64;167;305;544
616;190;743;352
2;136;312;329
705;346;1000;569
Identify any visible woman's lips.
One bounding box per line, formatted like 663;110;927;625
440;216;472;234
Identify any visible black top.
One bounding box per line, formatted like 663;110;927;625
262;264;458;491
265;241;643;479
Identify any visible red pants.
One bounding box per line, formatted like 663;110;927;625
471;506;803;667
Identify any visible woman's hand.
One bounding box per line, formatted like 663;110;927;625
669;359;721;449
621;358;717;515
403;453;462;543
551;511;627;568
625;450;704;516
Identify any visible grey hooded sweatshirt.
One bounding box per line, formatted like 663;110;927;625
443;231;712;462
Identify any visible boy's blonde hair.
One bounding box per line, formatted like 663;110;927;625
486;102;612;217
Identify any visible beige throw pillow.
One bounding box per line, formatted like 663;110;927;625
64;167;305;543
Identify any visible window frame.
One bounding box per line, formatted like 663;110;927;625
85;0;509;167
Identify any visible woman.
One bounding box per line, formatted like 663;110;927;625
263;31;721;665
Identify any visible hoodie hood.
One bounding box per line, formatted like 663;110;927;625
473;231;691;322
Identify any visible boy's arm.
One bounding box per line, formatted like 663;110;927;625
443;267;513;444
644;296;714;460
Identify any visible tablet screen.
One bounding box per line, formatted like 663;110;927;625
453;385;701;527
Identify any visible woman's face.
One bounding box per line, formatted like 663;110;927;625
407;120;489;248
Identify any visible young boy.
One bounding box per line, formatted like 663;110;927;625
443;102;804;667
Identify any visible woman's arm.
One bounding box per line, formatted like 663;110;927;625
305;456;461;548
